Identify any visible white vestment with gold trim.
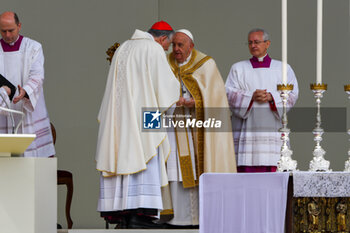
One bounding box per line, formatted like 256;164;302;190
96;30;179;212
165;50;236;225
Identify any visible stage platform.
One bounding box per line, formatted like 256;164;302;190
59;230;198;233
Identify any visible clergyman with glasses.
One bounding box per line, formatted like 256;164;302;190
225;28;299;173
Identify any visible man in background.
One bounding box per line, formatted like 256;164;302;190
0;11;55;157
225;28;298;172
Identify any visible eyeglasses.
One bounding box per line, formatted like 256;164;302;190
247;40;267;46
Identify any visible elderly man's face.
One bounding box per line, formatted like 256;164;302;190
248;31;270;58
161;37;172;51
0;13;21;44
172;32;193;63
155;35;172;51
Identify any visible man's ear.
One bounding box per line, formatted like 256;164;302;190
266;40;271;49
160;35;168;43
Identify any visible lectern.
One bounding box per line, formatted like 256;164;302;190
0;133;36;156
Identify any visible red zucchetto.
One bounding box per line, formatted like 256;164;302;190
150;21;173;31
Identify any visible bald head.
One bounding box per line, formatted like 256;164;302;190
172;32;194;63
0;11;21;44
0;12;19;25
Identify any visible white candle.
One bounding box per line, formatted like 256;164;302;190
316;0;323;84
282;0;287;85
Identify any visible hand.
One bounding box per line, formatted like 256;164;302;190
176;97;195;108
176;97;186;106
252;89;271;103
1;86;11;96
13;85;27;104
266;92;273;102
183;98;195;108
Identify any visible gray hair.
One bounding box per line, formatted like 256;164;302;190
147;29;175;41
248;28;270;41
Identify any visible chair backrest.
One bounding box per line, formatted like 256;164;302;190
50;122;56;145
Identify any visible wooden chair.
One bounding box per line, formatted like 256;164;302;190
51;123;74;229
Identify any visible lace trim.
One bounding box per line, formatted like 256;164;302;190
293;171;350;197
115;41;133;109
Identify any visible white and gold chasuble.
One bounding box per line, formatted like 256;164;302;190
96;30;180;212
163;49;236;225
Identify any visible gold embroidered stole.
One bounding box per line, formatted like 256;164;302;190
168;49;211;188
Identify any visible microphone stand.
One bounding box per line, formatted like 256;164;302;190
0;90;25;134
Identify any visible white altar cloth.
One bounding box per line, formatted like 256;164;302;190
199;172;289;233
293;171;350;197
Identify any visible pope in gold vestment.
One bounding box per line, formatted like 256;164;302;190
164;31;236;225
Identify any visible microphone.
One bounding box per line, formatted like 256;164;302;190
0;89;25;134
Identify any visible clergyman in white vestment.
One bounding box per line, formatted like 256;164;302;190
225;28;298;173
96;21;180;228
164;29;236;227
0;12;55;157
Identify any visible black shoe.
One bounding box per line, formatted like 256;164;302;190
114;218;128;229
127;215;165;229
164;223;199;229
57;224;62;229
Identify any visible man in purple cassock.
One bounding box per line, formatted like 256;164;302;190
0;11;55;157
225;28;299;173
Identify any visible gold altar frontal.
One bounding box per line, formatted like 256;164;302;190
285;177;350;233
292;197;350;233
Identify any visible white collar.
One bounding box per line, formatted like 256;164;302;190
258;53;267;62
131;29;154;41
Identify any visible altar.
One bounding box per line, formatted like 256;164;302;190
290;172;350;233
199;172;350;233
